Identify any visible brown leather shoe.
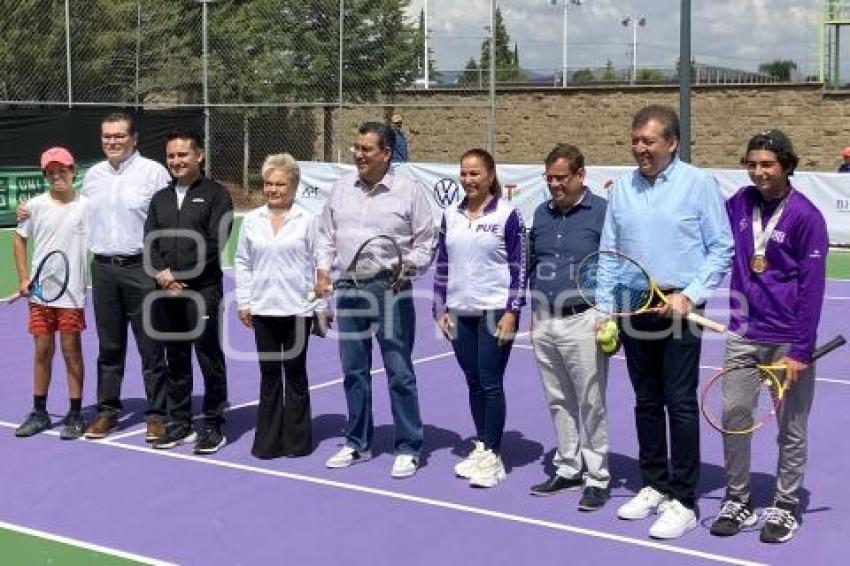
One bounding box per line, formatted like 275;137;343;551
146;420;166;443
84;413;118;439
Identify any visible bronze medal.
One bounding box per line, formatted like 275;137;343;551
750;254;767;274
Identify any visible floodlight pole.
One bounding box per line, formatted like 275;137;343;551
488;0;496;154
424;0;429;89
679;0;691;162
200;0;215;174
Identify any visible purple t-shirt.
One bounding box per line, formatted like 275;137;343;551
726;185;828;362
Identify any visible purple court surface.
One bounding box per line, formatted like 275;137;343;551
1;271;848;566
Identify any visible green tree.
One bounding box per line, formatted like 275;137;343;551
636;68;665;82
477;7;525;85
600;59;619;82
572;68;595;84
758;59;798;81
457;57;482;87
0;0;69;101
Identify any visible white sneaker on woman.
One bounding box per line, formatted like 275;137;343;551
454;441;486;479
468;449;506;488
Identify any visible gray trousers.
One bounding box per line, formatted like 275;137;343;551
722;336;816;509
531;309;610;488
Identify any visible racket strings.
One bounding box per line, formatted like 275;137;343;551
577;252;653;314
709;367;781;434
33;252;69;302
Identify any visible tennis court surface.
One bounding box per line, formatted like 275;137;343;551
1;247;848;566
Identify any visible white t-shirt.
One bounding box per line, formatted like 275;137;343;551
175;184;190;209
16;192;89;308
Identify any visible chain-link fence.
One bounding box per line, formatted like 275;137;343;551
0;0;817;199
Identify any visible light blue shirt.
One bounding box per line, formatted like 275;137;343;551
599;156;733;305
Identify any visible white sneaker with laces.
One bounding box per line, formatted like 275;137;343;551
617;486;668;520
325;446;372;469
649;499;697;539
454;441;486;479
391;454;419;479
468;449;506;488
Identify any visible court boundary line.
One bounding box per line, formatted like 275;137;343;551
103;348;460;443
0;420;765;566
0;519;176;566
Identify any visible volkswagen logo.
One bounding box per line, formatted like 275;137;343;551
433;178;460;208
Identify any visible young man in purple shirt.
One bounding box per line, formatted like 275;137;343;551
711;130;828;544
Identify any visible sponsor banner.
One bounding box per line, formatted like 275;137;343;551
0;166;90;226
299;162;850;245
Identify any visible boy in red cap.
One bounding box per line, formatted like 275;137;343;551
13;147;90;439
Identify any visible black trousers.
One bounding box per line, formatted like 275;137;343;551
251;315;313;458
153;284;228;428
619;313;703;509
91;260;167;420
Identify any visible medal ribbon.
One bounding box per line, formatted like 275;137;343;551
752;192;790;259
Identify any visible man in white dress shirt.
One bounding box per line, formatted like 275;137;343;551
82;113;171;441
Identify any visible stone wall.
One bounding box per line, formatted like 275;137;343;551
323;84;850;172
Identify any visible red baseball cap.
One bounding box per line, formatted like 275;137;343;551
842;146;850;158
40;146;75;170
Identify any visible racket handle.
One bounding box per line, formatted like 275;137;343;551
4;293;23;304
686;312;727;334
812;335;846;361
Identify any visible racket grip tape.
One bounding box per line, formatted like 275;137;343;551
812;335;846;361
686;312;727;334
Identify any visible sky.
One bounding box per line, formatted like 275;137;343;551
404;0;826;77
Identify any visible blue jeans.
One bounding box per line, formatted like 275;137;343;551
450;309;515;453
336;281;422;455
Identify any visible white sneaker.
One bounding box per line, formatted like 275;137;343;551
649;499;697;539
325;446;372;469
391;454;419;479
468;449;506;488
617;486;668;520
454;441;486;479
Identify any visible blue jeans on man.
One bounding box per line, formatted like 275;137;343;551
336;280;422;456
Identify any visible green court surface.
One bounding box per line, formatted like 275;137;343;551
0;524;144;566
0;224;848;298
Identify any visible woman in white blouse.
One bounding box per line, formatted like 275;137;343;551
235;153;321;459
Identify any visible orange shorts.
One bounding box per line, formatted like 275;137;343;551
28;303;86;336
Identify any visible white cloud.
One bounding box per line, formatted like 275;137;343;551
406;0;824;76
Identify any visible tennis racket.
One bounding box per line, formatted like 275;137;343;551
6;249;70;304
701;334;846;435
576;250;727;333
308;234;407;300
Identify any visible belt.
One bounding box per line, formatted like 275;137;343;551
93;254;144;267
548;303;591;317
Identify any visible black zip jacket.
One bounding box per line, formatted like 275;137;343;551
144;177;234;289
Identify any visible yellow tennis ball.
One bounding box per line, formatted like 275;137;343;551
596;320;620;355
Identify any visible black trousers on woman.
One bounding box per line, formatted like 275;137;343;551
251;315;313;458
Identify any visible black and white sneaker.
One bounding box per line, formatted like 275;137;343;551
153;425;198;450
710;499;757;537
760;506;798;543
15;411;51;438
59;413;86;440
194;427;226;455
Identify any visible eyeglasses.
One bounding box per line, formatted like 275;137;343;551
349;144;383;155
102;133;130;141
542;172;575;184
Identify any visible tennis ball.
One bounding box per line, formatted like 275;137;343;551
596;320;620;355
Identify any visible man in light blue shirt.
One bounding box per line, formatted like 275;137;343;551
601;105;733;539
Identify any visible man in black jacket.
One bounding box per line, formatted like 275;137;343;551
144;128;233;454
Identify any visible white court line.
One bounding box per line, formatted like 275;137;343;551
102;348;460;443
0;420;764;566
0;519;176;566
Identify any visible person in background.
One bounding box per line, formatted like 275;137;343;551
710;130;828;544
527;144;610;511
144;128;233;455
235;153;323;459
837;146;850;172
390;113;409;163
434;148;526;488
13;147;89;440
